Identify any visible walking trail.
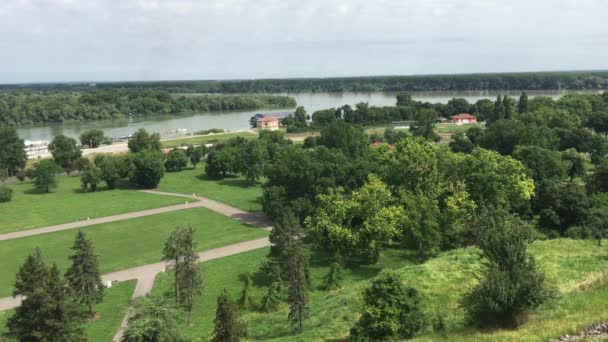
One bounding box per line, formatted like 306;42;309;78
0;190;272;242
0;189;274;340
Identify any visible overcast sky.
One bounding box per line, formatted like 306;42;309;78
0;0;607;84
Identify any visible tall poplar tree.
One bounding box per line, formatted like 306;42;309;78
503;95;513;119
518;92;529;114
65;230;105;317
493;95;505;122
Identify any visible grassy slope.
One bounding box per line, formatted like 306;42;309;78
0;207;268;297
0;280;136;341
160;132;257;149
157;167;263;211
150;239;608;342
0;176;184;233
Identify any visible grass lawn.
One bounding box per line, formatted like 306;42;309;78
0;207;268;297
0;176;185;234
0;280;136;341
157;166;263;211
151;239;608;341
160;132;257;149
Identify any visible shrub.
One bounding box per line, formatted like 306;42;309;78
463;215;555;328
565;226;595;239
0;186;13;202
350;271;426;340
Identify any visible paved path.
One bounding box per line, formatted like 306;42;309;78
0;190;271;242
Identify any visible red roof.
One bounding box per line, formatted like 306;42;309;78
452;113;476;120
257;116;279;123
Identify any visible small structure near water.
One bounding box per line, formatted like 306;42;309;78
451;113;477;125
249;111;294;130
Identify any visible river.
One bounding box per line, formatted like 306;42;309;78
16;89;605;141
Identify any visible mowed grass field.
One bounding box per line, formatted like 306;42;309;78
0;280;136;342
157;166;263;211
160;131;257;149
151;239;608;341
0;207;268;297
0;176;185;234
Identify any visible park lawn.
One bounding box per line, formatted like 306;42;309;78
0;280;136;341
157;166;263;211
160;131;257;149
151;239;608;341
0;207;268;297
0;176;185;234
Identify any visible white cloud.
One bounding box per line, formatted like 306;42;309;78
0;0;607;83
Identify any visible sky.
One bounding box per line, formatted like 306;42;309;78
0;0;607;84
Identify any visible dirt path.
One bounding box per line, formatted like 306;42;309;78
0;190;271;242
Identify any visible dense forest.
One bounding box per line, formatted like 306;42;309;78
0;90;296;125
1;71;607;94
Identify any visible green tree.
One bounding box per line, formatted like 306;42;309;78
7;263;87;341
561;148;589;182
261;281;282;312
350;271;425;340
396;93;414;106
164;148;188;172
13;248;49;297
317;120;369;158
162;225;202;323
211;289;247;342
463;214;554;327
121;295;184;342
80;163;102;192
410;109;440;142
97;155;122;189
237;272;256;310
322;259;343;291
79;129;105;148
128;128;161;153
186;145;204;168
33;159;59;193
491;95;505;124
449;132;473;153
305;175;402;260
242;140;266;183
286;224;309;335
48;134;82;174
130;150;165;188
503;95;514;119
0;127;27;176
400;191;442;257
518;92;529;114
65;230;105;317
464;148;535;209
513;145;567;183
294;106;308;127
589;159;608;192
586;111;608;135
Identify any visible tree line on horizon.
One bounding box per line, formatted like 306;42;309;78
0;90;296;125
1;70;607;94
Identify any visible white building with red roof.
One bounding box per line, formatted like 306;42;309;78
451;113;477;125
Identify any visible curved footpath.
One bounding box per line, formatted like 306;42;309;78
0;189;274;341
0;190;272;242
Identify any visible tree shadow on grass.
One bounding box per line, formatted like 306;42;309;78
196;173;259;189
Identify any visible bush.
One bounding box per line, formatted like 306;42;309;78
350;271;426;341
0;186;13;202
195;128;224;135
463;215;555;328
565;226;595;239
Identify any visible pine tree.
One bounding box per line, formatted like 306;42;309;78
266;210;299;281
261;281;282;312
7;264;87;341
237;272;256;310
211;289;247;342
65;230;105;317
286;225;309;335
503;95;513;119
13;247;48;297
518;92;529;114
122;295;184;342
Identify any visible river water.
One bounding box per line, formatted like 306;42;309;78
16;89;605;141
